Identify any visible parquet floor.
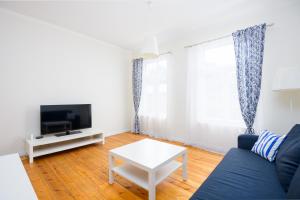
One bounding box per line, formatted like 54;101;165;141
22;132;223;200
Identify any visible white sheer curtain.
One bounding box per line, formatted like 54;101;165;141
139;55;170;138
186;37;245;153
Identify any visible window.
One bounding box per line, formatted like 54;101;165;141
139;57;168;119
195;40;244;127
186;37;245;152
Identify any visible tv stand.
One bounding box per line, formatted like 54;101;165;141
26;131;104;163
55;130;82;137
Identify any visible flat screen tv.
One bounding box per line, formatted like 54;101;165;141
40;104;92;135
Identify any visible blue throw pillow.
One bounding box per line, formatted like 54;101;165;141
251;130;286;162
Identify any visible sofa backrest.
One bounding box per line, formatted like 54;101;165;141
276;124;300;192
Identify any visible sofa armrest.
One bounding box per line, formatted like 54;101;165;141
238;134;259;150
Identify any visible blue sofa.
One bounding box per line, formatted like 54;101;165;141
190;125;300;200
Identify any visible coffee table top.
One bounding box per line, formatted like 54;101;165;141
110;139;186;170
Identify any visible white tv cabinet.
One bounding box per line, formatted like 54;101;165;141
26;131;104;163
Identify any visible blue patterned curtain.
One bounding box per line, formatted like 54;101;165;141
232;23;266;134
132;58;143;133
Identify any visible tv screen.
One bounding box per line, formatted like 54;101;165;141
40;104;92;135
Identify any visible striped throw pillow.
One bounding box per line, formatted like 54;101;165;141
251;130;286;162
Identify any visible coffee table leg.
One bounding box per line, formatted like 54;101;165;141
108;153;114;184
148;171;156;200
182;151;187;181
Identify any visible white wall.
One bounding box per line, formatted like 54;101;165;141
0;8;132;155
155;0;300;146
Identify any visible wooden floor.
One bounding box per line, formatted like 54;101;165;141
22;132;223;200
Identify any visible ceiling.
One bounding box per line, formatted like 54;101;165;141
0;0;292;50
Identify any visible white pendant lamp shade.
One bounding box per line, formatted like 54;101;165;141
140;36;159;59
272;67;300;91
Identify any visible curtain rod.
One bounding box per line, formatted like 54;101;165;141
184;23;274;49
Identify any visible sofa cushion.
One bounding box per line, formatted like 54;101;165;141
287;165;300;199
276;124;300;192
190;148;286;200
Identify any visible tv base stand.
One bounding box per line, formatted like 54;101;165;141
26;131;104;163
55;130;82;137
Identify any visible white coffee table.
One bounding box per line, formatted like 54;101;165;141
0;154;38;200
108;138;187;200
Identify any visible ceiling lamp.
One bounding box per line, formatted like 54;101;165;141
140;36;159;59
